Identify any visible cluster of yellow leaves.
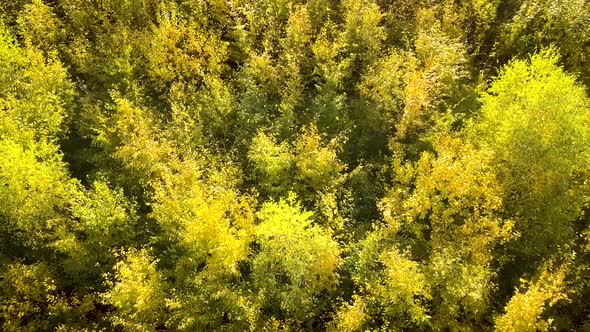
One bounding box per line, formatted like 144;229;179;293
496;263;568;332
17;0;65;52
95;97;176;190
152;159;254;278
469;49;590;258
329;295;367;332
103;249;166;331
1;263;58;331
145;19;228;90
0;139;75;248
93;91;259;330
0;26;73;145
340;0;385;59
249;125;347;230
379;135;515;329
253;197;341;325
383;135;511;242
334;229;431;330
396;10;468;142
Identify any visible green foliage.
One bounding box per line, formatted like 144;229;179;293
495;262;568;332
95;97;176;192
377;135;514;329
495;0;590;84
469;48;590;259
248;131;294;195
2;1;590;330
332;228;430;330
358;50;406;125
72;181;137;248
1;262;64;331
0;24;74;144
0;138;75;249
252;197;341;326
55;180;138;287
340;0;385;60
249;125;347;230
103;249;167;331
17;0;65;52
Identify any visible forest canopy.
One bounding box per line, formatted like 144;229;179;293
1;0;590;331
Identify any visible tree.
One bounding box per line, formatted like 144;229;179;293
0;23;74;145
252;196;341;328
249;125;347;229
332;228;431;331
496;262;568;332
380;135;513;329
16;0;65;53
468;48;590;260
494;0;590;86
2;1;590;330
103;249;167;331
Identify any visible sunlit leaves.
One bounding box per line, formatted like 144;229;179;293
72;181;136;245
496;262;568;332
0;139;74;248
253;197;341;326
338;229;431;330
380;135;513;329
249;125;346;197
95;97;175;190
17;0;65;52
294;126;346;193
2;0;590;330
0;25;73;143
103;249;167;331
469;48;590;258
151;160;254;278
145;19;228;91
358;50;406;121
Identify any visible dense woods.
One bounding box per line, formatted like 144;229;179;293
1;0;590;330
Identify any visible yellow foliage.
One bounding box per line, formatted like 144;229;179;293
329;296;368;332
103;249;167;331
253;197;342;325
145;19;228;89
249;131;294;194
496;263;568;332
294;125;346;192
17;0;64;51
152;159;254;278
